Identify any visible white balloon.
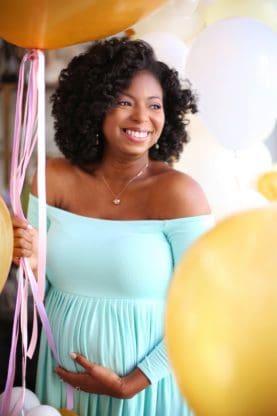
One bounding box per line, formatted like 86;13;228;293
139;32;189;77
232;143;273;189
213;189;270;221
185;17;277;149
26;404;61;416
175;115;273;220
0;387;40;414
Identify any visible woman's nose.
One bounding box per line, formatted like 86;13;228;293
131;105;148;122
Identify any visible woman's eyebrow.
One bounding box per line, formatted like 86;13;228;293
147;95;162;101
121;92;162;101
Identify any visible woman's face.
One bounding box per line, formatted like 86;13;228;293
102;70;165;158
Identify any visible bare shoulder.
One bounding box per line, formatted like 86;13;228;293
31;157;76;206
150;167;211;219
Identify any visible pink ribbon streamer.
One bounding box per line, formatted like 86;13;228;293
0;50;73;416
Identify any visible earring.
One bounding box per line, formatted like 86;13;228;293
155;141;159;149
95;133;99;145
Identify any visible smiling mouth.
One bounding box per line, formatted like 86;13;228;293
122;128;152;139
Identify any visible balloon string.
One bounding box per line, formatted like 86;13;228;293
27;302;38;359
1;50;73;416
36;50;47;300
0;51;30;416
9;269;28;416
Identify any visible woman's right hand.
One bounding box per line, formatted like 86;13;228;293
12;216;38;273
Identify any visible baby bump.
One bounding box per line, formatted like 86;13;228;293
46;287;164;375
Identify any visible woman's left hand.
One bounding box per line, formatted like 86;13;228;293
55;353;129;399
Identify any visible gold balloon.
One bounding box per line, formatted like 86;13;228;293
0;0;167;49
166;207;277;416
0;197;13;293
59;409;79;416
204;0;277;31
257;170;277;201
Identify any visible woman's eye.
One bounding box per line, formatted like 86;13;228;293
150;103;162;110
117;100;131;107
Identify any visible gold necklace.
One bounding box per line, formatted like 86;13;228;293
101;162;149;205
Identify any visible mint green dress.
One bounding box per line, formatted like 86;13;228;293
27;194;214;416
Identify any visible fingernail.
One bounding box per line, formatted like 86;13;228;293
27;224;33;229
69;352;77;360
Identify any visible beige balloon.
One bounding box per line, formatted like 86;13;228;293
203;0;277;31
132;0;205;41
0;196;13;293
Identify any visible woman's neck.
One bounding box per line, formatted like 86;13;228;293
96;154;150;183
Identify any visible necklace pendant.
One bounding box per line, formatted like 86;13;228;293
113;198;121;205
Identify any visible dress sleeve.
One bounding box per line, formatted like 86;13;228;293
137;214;215;384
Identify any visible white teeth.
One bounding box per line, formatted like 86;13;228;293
125;129;148;138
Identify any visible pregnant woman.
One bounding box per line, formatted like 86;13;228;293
12;37;213;416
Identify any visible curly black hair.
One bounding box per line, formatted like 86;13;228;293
51;37;197;166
